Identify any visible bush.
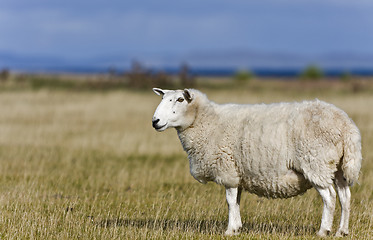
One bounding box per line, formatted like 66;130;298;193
179;63;195;88
125;61;174;89
300;65;324;80
0;68;10;81
340;71;352;82
126;61;151;89
234;70;253;84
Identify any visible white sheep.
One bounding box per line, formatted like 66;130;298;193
152;88;362;237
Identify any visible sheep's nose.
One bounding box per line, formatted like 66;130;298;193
152;118;160;128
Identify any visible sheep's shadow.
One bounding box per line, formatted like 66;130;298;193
95;217;316;236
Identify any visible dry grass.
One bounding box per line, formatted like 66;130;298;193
0;81;372;239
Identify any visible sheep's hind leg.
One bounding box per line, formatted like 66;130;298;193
315;185;337;237
334;170;351;237
225;187;242;235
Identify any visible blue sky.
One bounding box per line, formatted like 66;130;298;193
1;0;373;69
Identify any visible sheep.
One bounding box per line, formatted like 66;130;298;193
152;88;362;237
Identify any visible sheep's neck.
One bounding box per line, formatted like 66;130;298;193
176;104;217;155
176;104;218;183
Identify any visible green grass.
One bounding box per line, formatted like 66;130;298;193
0;79;372;239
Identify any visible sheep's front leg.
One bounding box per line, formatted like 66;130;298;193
225;187;242;235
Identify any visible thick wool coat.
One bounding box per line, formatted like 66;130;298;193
177;90;362;198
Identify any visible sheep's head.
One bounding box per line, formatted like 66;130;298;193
152;88;195;131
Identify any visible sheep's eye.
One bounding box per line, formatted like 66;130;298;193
177;97;184;102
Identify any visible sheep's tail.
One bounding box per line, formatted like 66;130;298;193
341;122;362;186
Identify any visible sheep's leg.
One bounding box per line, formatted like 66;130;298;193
334;171;351;237
315;185;337;237
225;187;242;235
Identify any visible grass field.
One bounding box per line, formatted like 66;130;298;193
0;79;372;239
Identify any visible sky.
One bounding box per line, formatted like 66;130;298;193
1;0;373;69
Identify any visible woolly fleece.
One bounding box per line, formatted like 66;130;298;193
175;89;362;198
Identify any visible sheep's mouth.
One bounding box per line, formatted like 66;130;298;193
154;123;167;131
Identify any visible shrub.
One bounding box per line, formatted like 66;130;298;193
126;61;151;89
125;60;174;89
340;71;352;82
234;70;253;84
300;65;324;80
179;63;195;88
0;68;10;81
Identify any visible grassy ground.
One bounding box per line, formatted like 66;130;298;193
0;79;372;239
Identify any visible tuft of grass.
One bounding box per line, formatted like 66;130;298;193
0;83;372;239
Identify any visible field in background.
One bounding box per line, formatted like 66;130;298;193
0;77;372;239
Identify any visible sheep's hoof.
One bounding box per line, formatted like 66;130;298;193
317;229;331;237
225;228;241;236
335;229;349;237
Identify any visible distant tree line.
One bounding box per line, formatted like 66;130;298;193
0;63;367;92
124;61;195;89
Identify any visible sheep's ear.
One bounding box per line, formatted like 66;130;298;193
153;88;165;96
183;89;193;103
